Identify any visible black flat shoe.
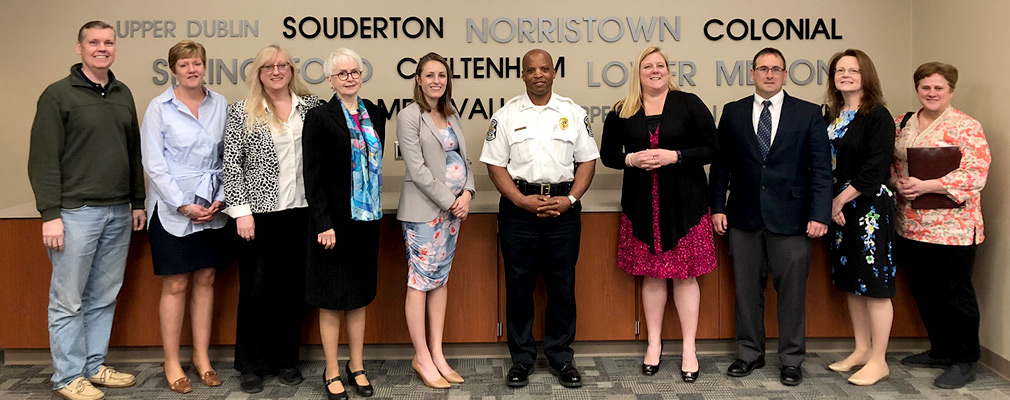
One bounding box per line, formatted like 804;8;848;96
506;363;532;388
681;369;699;383
642;360;662;376
323;368;348;400
239;373;264;394
780;366;803;386
549;362;582;388
345;362;374;397
726;358;765;377
278;367;304;386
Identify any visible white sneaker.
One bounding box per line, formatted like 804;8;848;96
55;377;105;400
88;365;136;388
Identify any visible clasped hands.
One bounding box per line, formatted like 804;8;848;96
517;194;572;218
627;149;678;171
178;201;222;224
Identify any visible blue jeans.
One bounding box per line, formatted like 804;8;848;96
47;204;132;389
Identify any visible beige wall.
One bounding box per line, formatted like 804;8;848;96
0;0;914;215
911;0;1010;364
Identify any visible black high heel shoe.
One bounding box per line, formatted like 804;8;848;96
642;342;663;376
345;362;375;397
680;369;699;383
323;368;348;400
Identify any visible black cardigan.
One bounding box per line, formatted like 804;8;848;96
600;91;717;252
825;104;895;195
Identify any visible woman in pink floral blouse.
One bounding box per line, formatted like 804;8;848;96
890;62;990;390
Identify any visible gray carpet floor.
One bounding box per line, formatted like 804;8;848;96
1;352;1008;399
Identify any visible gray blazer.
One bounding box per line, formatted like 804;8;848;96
396;102;476;223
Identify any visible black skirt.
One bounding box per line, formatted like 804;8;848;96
305;219;379;310
149;207;229;276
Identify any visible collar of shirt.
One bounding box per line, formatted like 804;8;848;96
519;91;560;112
260;91;304;122
157;85;211;103
71;63;115;95
752;90;785;110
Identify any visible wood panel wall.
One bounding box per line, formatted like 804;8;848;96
0;213;924;349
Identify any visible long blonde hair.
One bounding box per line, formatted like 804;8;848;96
613;46;679;119
245;45;311;133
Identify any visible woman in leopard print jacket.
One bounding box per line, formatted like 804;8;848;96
221;44;323;393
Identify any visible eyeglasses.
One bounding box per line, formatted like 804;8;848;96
754;66;785;74
331;70;362;81
835;68;861;75
260;62;290;72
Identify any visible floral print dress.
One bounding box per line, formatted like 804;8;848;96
828;111;897;298
401;124;467;291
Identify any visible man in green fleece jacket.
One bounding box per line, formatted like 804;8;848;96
27;20;146;400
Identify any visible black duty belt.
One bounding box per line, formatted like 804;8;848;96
514;180;573;196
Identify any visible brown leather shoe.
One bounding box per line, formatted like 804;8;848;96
168;376;192;394
191;356;222;386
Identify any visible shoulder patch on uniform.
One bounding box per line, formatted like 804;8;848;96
584;116;593;137
486;119;498;141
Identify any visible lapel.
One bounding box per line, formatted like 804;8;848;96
324;98;351;142
737;96;763;160
419;110;444;145
767;92;796;157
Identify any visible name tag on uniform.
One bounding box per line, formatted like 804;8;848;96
514;126;527;132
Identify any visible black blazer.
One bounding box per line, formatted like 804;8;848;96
709;92;832;235
826;104;895;195
600;91;717;252
302;96;387;234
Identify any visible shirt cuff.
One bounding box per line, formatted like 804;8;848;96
223;204;252;218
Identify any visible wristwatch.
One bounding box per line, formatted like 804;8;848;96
567;194;579;205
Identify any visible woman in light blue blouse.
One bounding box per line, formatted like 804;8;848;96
140;40;228;394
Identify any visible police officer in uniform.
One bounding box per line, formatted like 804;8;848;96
480;49;599;388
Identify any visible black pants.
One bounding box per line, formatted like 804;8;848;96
727;227;811;367
234;208;309;376
896;235;980;363
498;196;581;366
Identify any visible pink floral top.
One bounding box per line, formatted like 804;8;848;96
892;106;990;245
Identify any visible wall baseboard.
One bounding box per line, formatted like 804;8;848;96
981;346;1010;380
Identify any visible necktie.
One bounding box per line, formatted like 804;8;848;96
756;100;772;160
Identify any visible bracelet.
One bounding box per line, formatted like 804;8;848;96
625;152;634;167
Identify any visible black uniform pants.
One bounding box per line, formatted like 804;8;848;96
498;196;581;367
233;208;309;376
896;235;980;363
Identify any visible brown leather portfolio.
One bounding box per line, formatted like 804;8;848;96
906;146;963;209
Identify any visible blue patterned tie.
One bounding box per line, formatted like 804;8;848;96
756;100;772;160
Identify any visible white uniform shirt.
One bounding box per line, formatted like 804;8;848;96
480;92;600;184
751;90;785;145
270;92;308;211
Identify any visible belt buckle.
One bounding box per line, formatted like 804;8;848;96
540;183;550;196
